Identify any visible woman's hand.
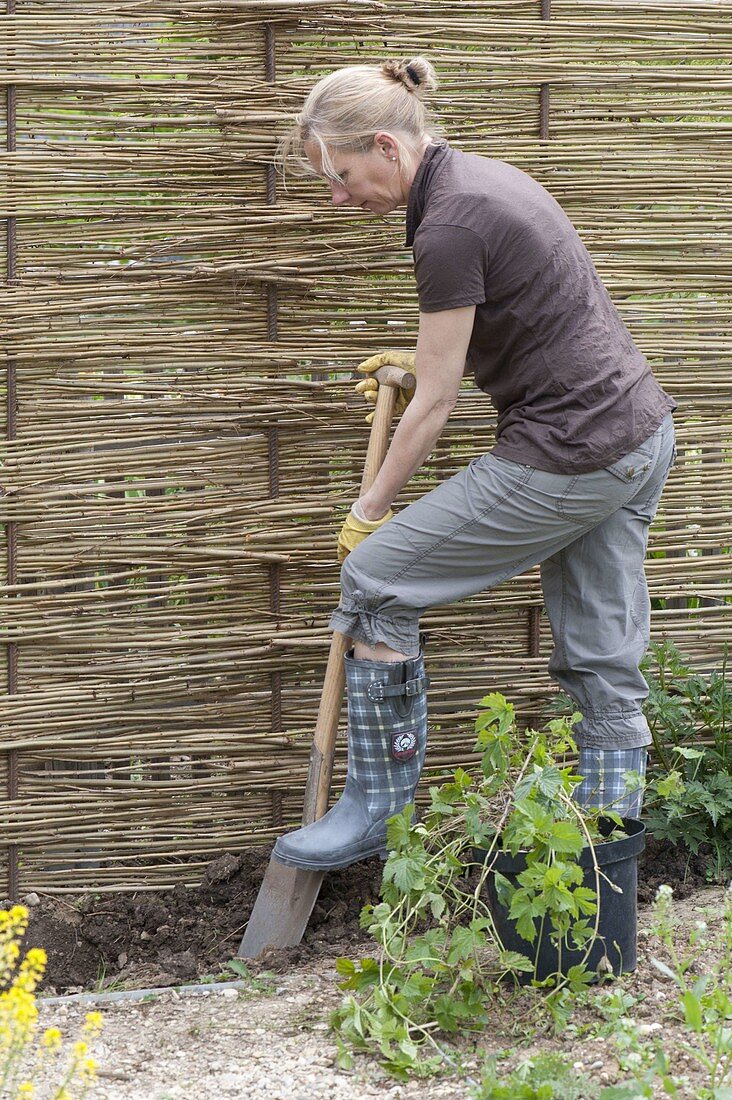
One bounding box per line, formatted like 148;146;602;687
337;501;394;564
340;305;475;559
354;306;474;510
354;351;416;423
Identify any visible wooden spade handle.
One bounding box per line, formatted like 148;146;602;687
300;363;413;825
360;364;413;494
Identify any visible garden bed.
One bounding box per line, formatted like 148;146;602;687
17;836;714;997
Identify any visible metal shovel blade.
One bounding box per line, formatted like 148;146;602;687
238;859;324;958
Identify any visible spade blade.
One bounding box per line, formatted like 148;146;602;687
237;858;324;958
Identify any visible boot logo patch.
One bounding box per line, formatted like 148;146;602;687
391;729;418;762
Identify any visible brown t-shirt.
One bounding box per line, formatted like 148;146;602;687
406;142;676;473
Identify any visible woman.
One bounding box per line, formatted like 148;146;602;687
272;56;676;871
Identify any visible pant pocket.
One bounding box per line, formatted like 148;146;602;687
603;436;658;485
554;467;633;525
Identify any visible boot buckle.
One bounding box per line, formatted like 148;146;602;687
367;676;425;702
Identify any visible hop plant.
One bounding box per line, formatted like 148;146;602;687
0;906;103;1099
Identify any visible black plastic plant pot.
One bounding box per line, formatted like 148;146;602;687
475;816;646;984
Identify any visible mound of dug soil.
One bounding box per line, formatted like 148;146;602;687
20;848;384;995
15;837;712;996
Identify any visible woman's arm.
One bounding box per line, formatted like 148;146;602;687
359;304;476;520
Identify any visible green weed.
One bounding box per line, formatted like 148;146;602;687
590;883;732;1098
473;1050;596;1099
223;958;277;995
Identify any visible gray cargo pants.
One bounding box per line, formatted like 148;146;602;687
330;413;676;751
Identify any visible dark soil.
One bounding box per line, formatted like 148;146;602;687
16;836;714;996
20;848;385;996
636;834;713;905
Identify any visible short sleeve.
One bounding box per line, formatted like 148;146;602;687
413;224;488;313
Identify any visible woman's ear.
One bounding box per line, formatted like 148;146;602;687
374;131;399;160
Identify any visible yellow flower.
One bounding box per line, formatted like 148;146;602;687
0;910;104;1100
83;1011;104;1035
41;1026;63;1051
17;951;46;994
6;908;29;936
2;986;39;1033
0;907;27;934
79;1057;98;1083
23;948;47;970
4;943;21;964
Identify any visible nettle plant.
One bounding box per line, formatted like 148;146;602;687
642;641;732;881
332;694;620;1079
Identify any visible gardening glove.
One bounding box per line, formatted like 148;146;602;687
337;500;393;564
355;351;416;424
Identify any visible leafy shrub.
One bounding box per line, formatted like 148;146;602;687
643;641;732;880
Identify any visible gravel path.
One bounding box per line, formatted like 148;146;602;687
33;961;474;1100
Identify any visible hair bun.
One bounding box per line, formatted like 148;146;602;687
380;57;438;99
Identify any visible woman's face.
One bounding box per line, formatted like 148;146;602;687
304;133;410;215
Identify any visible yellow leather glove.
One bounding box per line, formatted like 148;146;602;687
337;502;394;564
354;351;416;424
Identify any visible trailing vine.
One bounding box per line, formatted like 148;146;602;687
332;693;627;1078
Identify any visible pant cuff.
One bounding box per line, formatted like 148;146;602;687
572;710;652;750
328;608;420;655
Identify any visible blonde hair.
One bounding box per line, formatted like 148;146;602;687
277;56;439;182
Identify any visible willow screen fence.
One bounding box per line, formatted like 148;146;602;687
1;1;730;895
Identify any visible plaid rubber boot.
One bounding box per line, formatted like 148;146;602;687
574;747;648;819
272;648;428;871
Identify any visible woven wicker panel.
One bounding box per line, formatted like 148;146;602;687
1;1;730;891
